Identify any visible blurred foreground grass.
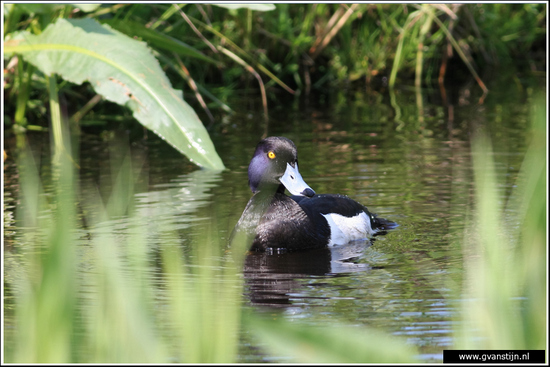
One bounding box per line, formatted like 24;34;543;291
453;94;546;352
4;96;546;362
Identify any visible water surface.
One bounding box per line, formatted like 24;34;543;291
3;74;541;362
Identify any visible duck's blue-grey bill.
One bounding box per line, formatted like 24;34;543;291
279;163;315;197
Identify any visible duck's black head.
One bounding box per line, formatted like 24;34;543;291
248;136;315;197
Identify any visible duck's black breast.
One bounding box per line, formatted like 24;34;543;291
250;193;330;252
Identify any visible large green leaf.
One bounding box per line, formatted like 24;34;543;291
5;18;224;170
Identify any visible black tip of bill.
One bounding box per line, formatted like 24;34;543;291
280;163;316;197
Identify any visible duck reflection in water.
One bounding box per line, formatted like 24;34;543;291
243;240;376;307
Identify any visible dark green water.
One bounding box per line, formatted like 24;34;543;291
3;74;542;362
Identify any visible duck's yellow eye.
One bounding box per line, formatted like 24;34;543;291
268;151;276;159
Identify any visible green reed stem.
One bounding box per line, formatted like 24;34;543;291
47;74;64;162
415;5;434;89
14;59;34;127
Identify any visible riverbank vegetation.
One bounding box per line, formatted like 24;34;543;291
4;3;546;139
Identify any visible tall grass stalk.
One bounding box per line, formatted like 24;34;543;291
414;5;434;89
7;135;247;363
159;216;247;363
453;96;546;351
11;133;77;363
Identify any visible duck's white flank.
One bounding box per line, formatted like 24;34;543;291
322;212;375;247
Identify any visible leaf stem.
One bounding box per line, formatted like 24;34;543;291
47;74;64;162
